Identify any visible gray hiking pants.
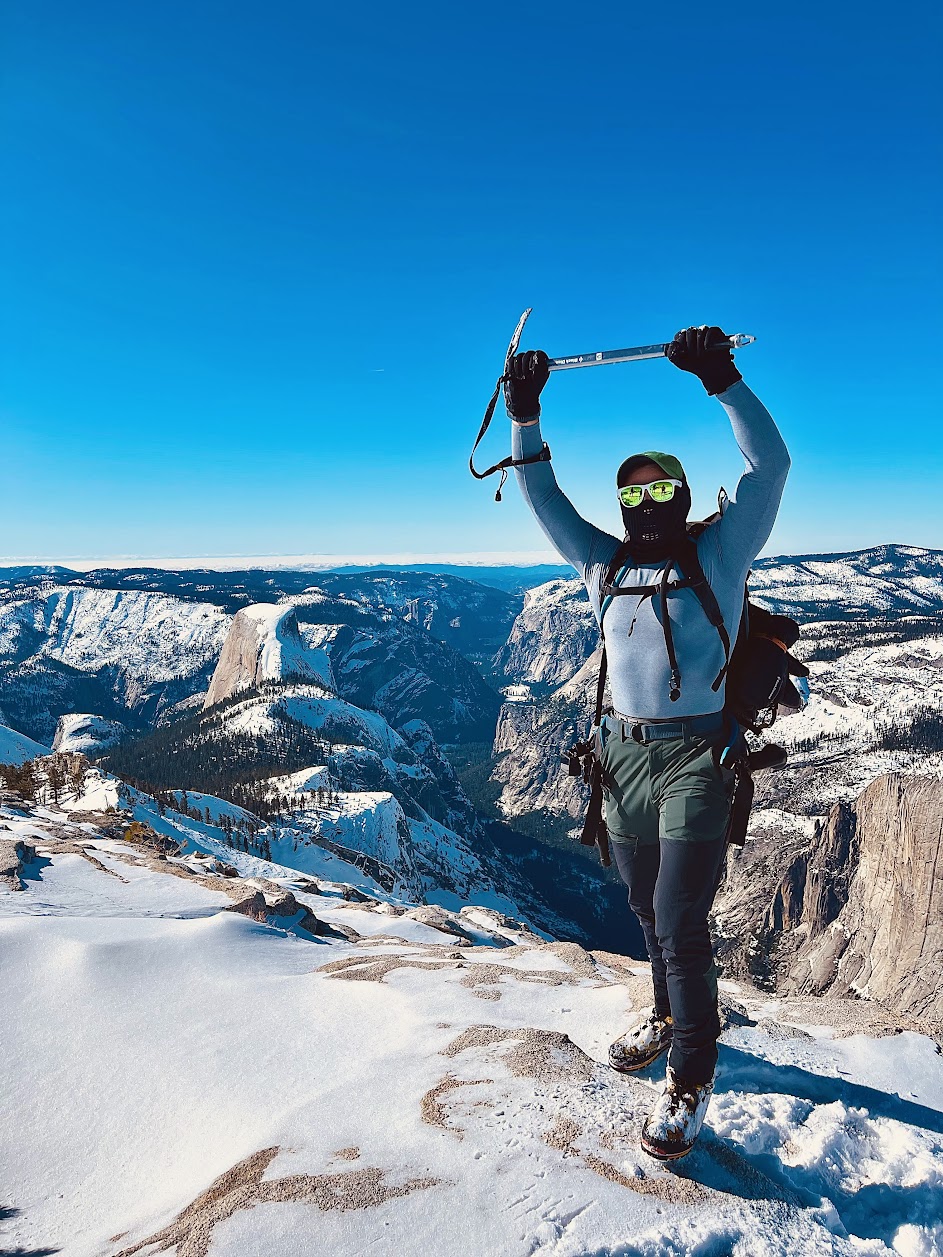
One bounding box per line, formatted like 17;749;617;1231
600;715;733;1083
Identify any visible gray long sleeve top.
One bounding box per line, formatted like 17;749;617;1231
512;380;790;719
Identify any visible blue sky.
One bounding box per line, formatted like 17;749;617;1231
2;0;940;561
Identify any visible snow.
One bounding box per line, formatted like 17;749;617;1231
70;768;124;812
750;546;943;618
0;586;229;694
210;688;404;757
259;765;331;796
3;803;943;1257
170;789;259;827
765;631;943;811
274;789;406;871
0;721;50;764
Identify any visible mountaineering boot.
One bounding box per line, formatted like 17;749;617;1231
608;1007;673;1074
640;1065;715;1161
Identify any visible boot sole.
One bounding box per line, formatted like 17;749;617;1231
607;1039;671;1074
640;1135;695;1161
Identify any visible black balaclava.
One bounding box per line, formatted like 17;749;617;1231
616;452;691;562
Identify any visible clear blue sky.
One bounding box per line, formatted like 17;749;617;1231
2;0;941;561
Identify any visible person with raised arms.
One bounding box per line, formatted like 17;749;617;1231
505;326;790;1160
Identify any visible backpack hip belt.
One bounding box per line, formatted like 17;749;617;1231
608;711;725;743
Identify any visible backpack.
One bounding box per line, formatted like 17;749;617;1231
564;512;809;865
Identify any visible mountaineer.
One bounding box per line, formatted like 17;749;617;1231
505;325;790;1159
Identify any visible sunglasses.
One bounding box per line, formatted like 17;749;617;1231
617;478;683;508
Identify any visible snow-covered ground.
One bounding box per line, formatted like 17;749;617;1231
2;801;942;1257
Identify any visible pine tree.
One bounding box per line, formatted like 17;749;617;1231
46;756;66;807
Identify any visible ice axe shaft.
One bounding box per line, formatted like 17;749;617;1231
548;333;755;371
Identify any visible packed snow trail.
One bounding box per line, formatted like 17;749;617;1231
1;801;942;1257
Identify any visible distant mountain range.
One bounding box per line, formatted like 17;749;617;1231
0;569;519;745
751;543;943;620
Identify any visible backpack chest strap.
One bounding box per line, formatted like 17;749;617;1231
599;576;693;599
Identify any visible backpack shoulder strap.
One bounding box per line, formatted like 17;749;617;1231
674;535;734;693
590;540;644;727
592;643;608;728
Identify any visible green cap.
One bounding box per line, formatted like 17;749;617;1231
616;450;687;486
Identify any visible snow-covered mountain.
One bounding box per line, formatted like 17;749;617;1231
0;586;230;738
750;544;943;620
204;603;333;708
3;545;942;956
91;605;573;937
3;791;943;1256
0;721;50;765
0;573;505;745
294;595;501;743
0;563;523;657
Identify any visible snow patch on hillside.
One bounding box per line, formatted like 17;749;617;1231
52;712;127;755
0;722;50;765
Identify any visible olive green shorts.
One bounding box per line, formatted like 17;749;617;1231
599;717;735;846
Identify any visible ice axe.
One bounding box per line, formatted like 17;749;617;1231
470;308;756;499
548;331;755;370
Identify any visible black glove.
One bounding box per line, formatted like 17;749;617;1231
667;325;742;396
504;350;551;420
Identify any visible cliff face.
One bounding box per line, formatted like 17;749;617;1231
787;774;943;1020
716;773;943;1026
491;647;602;827
493;578;595;687
204;605;329;710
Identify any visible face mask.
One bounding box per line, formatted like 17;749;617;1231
620;481;691;559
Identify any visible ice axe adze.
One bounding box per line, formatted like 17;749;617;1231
470;308;755;499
